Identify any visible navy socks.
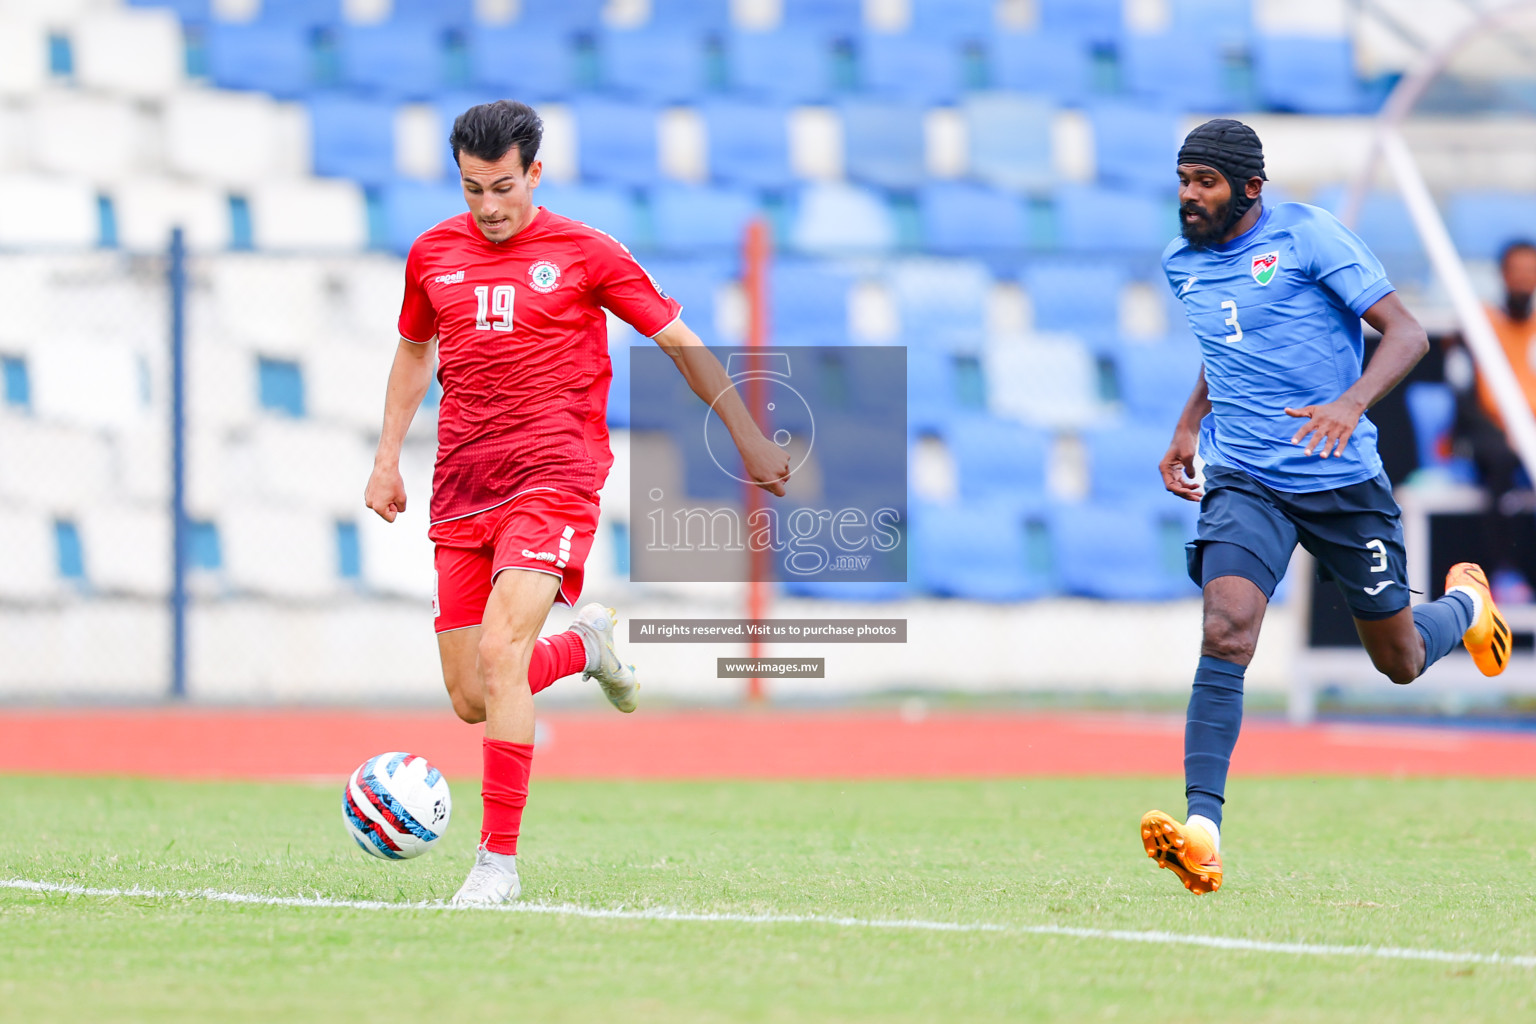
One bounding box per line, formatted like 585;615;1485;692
1413;592;1474;675
1184;655;1246;828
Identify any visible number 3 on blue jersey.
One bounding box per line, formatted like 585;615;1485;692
1220;299;1242;344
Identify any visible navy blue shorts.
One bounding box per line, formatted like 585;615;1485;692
1185;463;1411;621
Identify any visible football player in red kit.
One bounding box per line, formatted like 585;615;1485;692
364;101;789;904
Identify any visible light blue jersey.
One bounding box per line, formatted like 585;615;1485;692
1163;202;1395;493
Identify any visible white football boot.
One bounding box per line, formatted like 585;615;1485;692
570;603;639;713
451;846;521;905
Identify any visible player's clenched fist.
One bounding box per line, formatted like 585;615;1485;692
742;435;791;497
364;461;408;522
1160;430;1203;501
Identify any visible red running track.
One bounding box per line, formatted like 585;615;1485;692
2;709;1535;780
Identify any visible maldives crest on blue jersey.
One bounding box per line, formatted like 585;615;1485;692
1251;251;1279;285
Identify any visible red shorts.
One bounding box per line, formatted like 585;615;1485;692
428;489;601;633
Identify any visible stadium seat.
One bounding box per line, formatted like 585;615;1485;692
28;338;144;430
724;30;835;104
1170;0;1252;45
72;7;183;97
204;22;312;98
306;343;389;429
700;99;794;188
910;0;996;45
380;180;463;255
253;0;342;28
770;259;854;345
988;31;1092;105
0;420;114;512
1120;34;1227;112
237;420;373;516
570;99;661;188
918;182;1027;256
391;0;475;29
600;27;710;104
788;183;897;254
856;33;963;105
606;316;635;427
307;95;396;186
1039;0;1123;45
247;180;369;250
467;27;578;99
888;258;991;354
1084;423;1173;502
336;22;445;100
0;18;49;96
0;175;97;248
1253;36;1363;115
1312;186;1421;257
111;178;231;251
0;509;59;599
780;0;861;39
1023;261;1127;334
221;508;340;598
911;498;1053;601
1117;343;1204;425
944;415;1050;502
985;334;1100;428
908;346;985;432
78;506;171;596
1055;184;1175;254
1087;103;1182;193
536;183;640;245
962;92;1054;192
1404;381;1458;474
839;99;927;189
1447;191;1536;263
649;0;733;31
28;93;152;184
358;500;435;600
641;259;731;344
650;184;761;252
515;0;605;33
1051;501;1196;600
129;0;211;21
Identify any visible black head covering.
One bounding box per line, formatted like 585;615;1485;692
1177;118;1267;229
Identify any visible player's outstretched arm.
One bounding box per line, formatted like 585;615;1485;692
365;336;437;522
1284;293;1429;458
652;319;791;496
1161;365;1211;501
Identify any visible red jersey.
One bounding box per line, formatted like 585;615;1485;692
398;208;681;524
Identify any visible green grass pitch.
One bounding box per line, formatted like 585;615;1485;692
2;775;1534;1023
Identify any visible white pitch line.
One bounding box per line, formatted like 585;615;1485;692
4;877;1534;970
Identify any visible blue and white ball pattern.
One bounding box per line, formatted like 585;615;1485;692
342;752;452;860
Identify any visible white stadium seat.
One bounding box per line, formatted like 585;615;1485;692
0;508;60;599
247;179;369;251
205;256;331;352
308;343;391;428
163;90;288;187
0;174;97;247
332;257;407;343
230;419;374;515
186;339;259;431
29;337;148;429
788;107;844;180
0;417;114;513
985;333;1101;429
394;102;444;182
78;504;171;596
113;421;170;505
112;178;232;252
0;17;49;97
73;7;184;98
358;506;434;600
219;507;339;598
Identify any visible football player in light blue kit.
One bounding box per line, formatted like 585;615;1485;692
1139;119;1509;894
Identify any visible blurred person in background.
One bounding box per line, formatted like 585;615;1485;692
1447;240;1536;602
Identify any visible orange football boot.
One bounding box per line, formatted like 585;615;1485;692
1446;562;1510;677
1140;810;1222;894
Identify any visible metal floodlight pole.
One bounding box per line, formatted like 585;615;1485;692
169;227;189;700
743;217;771;704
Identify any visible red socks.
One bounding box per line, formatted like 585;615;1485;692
481;737;534;855
527;630;588;695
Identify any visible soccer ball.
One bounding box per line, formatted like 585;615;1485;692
342;752;452;860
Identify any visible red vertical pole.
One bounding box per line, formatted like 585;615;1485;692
743;218;771;704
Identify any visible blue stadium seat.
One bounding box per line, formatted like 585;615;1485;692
600;27;710;104
536;184;640;244
381;181;463;255
256;0;340;28
918;182;1027;255
649;0;733;31
468;27;578;100
944;415;1050;501
814;414;908;504
1312;188;1423;271
1447;191;1536;262
1051;502;1196;600
1403;381;1467;478
1039;0;1121;45
650;184;761;252
336;22;445;100
1088;103;1181;192
205;23;311;98
641;259;730;344
1023;261;1126;335
1170;0;1252;45
701;99;793;188
1254;36;1363;115
391;0;475;28
781;0;862;39
725;30;834;104
516;0;604;33
989;31;1092;105
908;347;979;431
1084;423;1173;502
1120;34;1226;112
857;33;963;105
962;92;1054;192
788;183;897;254
771;260;853;346
131;0;209;21
910;0;996;45
309;95;396;186
889;259;991;354
839;99;927;189
607;330;631;427
1055;185;1174;253
912;498;1054;601
571;99;660;188
1117;344;1204;425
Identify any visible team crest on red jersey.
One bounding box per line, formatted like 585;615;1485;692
1251;251;1279;286
528;260;561;293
